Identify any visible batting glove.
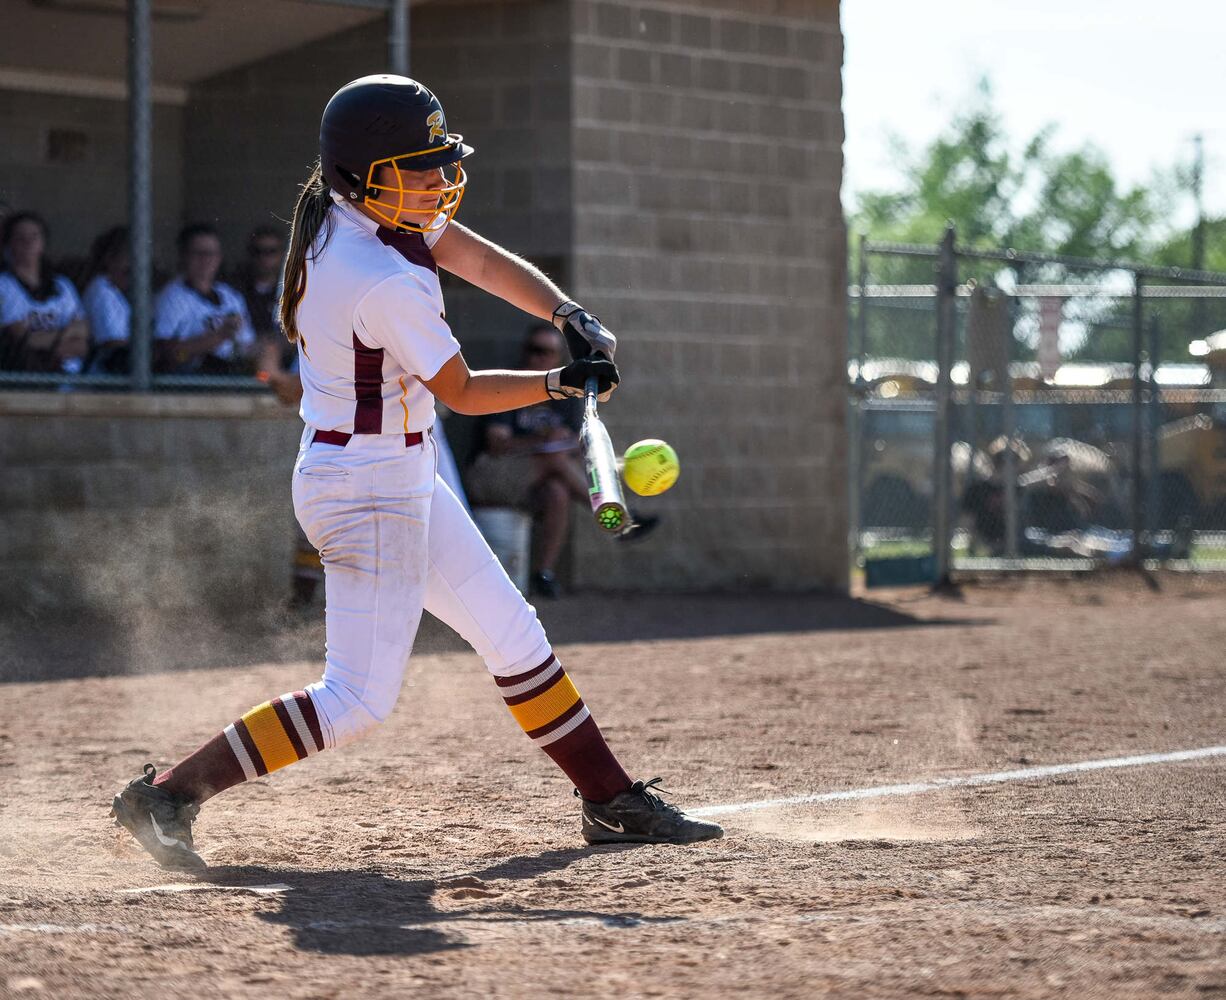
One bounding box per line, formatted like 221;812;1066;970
553;300;617;361
547;354;619;402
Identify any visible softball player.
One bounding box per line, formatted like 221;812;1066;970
153;224;256;375
113;75;721;869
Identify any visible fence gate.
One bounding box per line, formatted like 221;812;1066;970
849;227;1226;585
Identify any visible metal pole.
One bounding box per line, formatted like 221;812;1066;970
1146;314;1162;549
849;235;869;570
389;0;410;76
1192;134;1206;338
1130;272;1145;560
856;234;869;368
127;0;153;391
933;225;957;586
1001;290;1019;558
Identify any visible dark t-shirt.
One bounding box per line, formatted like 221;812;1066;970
239;277;279;339
481;398;582;449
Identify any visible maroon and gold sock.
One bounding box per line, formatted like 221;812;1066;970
153;691;324;804
495;655;631;803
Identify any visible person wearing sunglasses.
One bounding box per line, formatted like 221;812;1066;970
468;323;658;598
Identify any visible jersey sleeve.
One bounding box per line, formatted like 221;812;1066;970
354;271;460;381
0;275;23;327
55;276;85;324
153;285;186;340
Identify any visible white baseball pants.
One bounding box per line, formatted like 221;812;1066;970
291;429;553;748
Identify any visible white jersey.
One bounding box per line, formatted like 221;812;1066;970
82;275;130;344
294;193;459;435
0;269;84;333
153;277;255;361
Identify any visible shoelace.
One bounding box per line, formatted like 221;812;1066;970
633;777;685;815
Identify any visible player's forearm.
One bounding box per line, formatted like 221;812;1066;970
440;369;549;416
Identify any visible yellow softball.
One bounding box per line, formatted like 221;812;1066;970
622;439;680;496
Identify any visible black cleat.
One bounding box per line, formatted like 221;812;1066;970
579;777;724;845
111;764;205;870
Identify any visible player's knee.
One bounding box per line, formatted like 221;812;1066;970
307;676;401;747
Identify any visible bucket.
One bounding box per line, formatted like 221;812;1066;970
471;506;532;594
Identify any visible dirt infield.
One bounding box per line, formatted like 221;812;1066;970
1;575;1223;999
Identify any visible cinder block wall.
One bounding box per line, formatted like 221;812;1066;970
568;0;848;591
0;89;184;265
183;23;383;260
2;0;848;617
0;395;301;618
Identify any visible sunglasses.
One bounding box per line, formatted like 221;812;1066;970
525;343;559;355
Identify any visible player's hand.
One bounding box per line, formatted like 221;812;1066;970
547;354;619;402
553;300;617;361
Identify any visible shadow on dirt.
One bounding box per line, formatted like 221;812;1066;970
0;591;987;683
202;846;675;957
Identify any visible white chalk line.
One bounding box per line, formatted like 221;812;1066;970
689;745;1226;818
118;882;291;896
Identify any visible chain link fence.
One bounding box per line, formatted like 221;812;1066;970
849;228;1226;584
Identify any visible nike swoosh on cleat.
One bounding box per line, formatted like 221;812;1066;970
150;815;187;849
590;814;625;834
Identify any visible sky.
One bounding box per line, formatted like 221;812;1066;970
841;1;1226;227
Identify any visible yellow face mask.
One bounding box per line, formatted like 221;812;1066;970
362;143;467;234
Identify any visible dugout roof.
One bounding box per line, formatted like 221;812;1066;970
0;0;386;93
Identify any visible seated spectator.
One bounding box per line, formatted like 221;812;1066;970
0;211;89;373
81;226;131;373
465;323;655;598
154;223;255;374
237;224;286;344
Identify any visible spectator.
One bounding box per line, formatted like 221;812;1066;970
466;323;655;598
81;226;130;373
153;223;255;374
0;211;89;373
237;224;286;343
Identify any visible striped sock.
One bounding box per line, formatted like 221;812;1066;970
153;691;325;804
496;654;631;803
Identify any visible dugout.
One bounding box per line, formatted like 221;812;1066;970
0;0;848;617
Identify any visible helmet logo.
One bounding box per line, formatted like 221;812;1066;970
427;110;445;143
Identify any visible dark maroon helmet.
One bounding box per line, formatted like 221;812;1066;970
319;75;473;229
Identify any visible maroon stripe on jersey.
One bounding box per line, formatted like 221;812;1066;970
352;332;384;434
525;697;587;740
494;655;557;689
289;690;325;752
377;227;437;273
272;698;308;761
234;719;269;777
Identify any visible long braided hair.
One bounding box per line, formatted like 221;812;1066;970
279;160;336;343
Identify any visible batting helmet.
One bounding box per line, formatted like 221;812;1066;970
320;74;474;234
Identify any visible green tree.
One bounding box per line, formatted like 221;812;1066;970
852;79;1159;260
850;80;1171;362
